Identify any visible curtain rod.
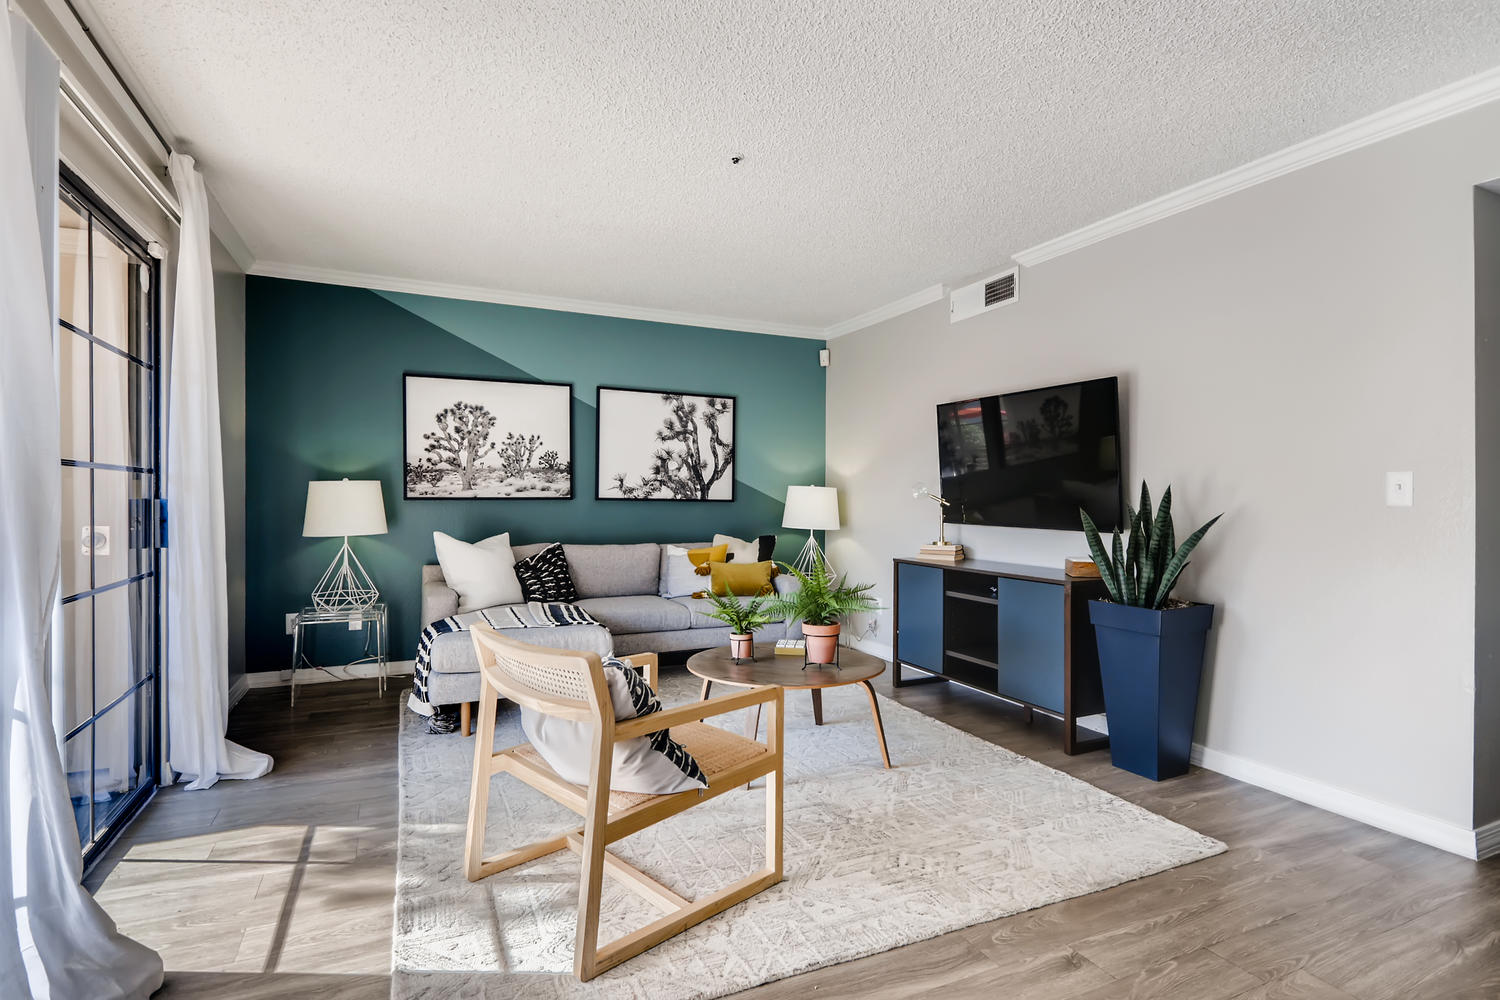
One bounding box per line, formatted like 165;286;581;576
60;75;180;224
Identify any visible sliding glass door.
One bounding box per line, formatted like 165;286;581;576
56;167;162;868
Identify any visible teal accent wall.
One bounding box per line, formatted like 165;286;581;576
245;277;826;670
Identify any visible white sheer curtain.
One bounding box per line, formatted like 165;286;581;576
165;152;273;790
1;11;163;998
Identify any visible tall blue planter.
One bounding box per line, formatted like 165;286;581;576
1088;600;1215;781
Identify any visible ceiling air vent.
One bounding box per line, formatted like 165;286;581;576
950;267;1019;324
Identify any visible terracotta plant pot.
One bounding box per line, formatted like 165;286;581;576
729;633;754;659
801;623;841;664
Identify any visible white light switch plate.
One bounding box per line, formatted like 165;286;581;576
1386;471;1413;507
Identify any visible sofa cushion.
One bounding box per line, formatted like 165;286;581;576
426;618;611;673
563;543;661;598
522;658;706;794
514;543;578;602
432;531;522;612
575;595;693;635
671;596;732;629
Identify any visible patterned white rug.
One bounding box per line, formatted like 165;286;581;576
392;670;1224;999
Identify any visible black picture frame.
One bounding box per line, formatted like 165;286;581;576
402;372;575;501
595;385;737;502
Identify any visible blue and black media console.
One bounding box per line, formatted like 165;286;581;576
893;557;1110;755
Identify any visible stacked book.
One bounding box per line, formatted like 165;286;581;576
918;543;965;562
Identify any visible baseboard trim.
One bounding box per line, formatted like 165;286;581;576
245;659;416;689
1476;818;1500;861
227;673;250;711
1190;742;1478;860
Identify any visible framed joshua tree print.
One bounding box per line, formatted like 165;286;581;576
403;373;573;500
596;386;735;501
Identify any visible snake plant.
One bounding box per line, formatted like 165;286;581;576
1081;482;1221;610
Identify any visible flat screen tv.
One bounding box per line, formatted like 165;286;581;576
936;376;1123;532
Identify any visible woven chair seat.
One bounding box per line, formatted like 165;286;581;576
510;721;770;814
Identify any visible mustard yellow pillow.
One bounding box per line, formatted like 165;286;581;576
708;560;777;597
689;544;728;576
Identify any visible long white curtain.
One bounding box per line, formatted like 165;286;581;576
165;152;272;790
1;12;163;998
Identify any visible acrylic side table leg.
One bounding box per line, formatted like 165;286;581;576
289;618;302;707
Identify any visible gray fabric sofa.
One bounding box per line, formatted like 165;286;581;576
420;541;796;708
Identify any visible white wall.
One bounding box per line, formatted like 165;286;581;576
828;101;1500;842
212;236;247;698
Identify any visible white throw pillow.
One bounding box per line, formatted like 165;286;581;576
432;531;522;613
522;658;707;794
658;545;701;599
713;533;759;564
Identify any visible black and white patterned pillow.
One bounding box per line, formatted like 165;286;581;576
610;657;708;787
514;542;577;602
519;656;708;793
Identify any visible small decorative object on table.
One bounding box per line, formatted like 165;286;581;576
773;639;805;656
1064;557;1100;578
697;591;778;663
766;552;881;667
1081;482;1223;781
912;482;964;561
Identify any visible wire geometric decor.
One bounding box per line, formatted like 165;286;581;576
311;536;380;612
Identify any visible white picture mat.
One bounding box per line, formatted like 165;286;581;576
596;388;734;501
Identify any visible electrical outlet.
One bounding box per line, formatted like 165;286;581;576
285;613;297;635
1386;471;1413;507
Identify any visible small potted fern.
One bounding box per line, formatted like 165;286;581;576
767;553;880;664
1081;482;1222;781
699;591;778;660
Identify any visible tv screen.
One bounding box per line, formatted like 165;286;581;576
936;376;1123;532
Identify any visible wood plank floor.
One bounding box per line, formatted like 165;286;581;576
91;667;1500;1000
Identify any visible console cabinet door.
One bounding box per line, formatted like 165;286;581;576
896;562;944;672
994;578;1064;712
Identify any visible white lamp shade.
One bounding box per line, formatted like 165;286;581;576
303;479;388;537
782;485;840;531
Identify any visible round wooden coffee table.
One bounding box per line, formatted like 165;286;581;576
686;643;892;768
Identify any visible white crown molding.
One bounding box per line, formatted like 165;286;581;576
1477;818;1500;861
1190;742;1479;859
824;284;945;339
249;260;828;340
1014;65;1500;268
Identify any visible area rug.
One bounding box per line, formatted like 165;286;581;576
392;671;1224;999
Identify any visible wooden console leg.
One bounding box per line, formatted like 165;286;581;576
461;701;473;738
810;689;823;726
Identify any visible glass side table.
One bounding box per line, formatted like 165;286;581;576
288;602;388;706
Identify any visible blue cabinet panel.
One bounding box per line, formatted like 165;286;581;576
896;562;944;672
994;578;1064;712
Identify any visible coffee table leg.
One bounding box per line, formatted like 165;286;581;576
743;703;762;741
811;689;823;726
859;680;893;769
699;678;712;701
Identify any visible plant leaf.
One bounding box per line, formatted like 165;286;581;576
1153;513;1222;607
1141;485;1171;607
1111;530;1128;605
1081;510;1123;603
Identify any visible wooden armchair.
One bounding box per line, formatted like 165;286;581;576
465;625;785;981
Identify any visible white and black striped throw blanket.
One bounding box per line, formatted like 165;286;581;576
406;602;601;720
